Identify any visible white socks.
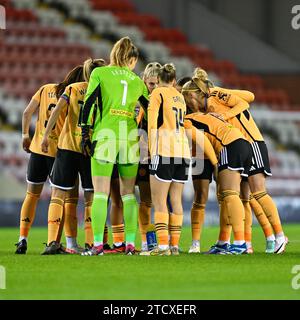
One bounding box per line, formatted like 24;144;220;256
66;237;78;249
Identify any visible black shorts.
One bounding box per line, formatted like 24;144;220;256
136;163;150;183
149;156;190;183
50;149;93;191
27;152;55;184
249;141;272;177
192;158;214;182
218;139;252;177
112;164;119;179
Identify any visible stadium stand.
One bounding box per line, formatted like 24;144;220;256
0;0;299;198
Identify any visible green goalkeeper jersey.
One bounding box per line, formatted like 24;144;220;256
80;66;149;144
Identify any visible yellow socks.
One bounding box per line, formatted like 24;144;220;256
47;197;64;244
154;211;169;249
169;213;183;247
112;224;125;245
242;198;252;245
250;195;274;238
64;197;78;238
191;202;205;242
252;191;283;235
218;194;231;243
19;191;40;239
221;190;245;244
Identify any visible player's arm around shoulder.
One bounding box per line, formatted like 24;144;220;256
184;118;218;166
214;86;255;103
210;88;249;121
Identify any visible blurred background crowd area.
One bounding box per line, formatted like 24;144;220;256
0;0;299;225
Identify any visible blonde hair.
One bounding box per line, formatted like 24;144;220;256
181;67;214;97
110;36;139;67
83;58;106;82
143;61;162;80
158;63;176;83
145;61;161;72
181;80;200;94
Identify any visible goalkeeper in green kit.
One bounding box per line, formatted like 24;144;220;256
80;37;149;255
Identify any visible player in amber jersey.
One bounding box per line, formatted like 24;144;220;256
143;63;190;256
15;66;84;254
40;58;106;255
208;85;264;253
177;76;219;254
176;76;213;254
184;68;287;254
183;109;252;255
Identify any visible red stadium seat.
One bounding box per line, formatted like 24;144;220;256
115;12;161;28
91;0;135;14
168;43;200;60
5;8;37;22
214;60;237;75
0;0;12;8
5;26;66;41
141;27;187;44
254;89;290;106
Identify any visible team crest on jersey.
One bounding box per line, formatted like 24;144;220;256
218;92;229;102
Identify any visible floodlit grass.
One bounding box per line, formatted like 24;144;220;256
0;225;299;300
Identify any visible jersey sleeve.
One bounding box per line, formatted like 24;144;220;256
211;89;250;120
31;86;44;103
80;69;101;126
61;85;72;105
138;82;149;119
136;106;145;125
147;89;161;156
221;94;249;120
184;119;218;166
227;89;255;103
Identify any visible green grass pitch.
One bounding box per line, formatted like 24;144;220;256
0;224;300;300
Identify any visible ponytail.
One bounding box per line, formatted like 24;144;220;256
83;58;106;82
192;67;214;97
158;63;176;83
110;36;139;67
55;65;84;98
